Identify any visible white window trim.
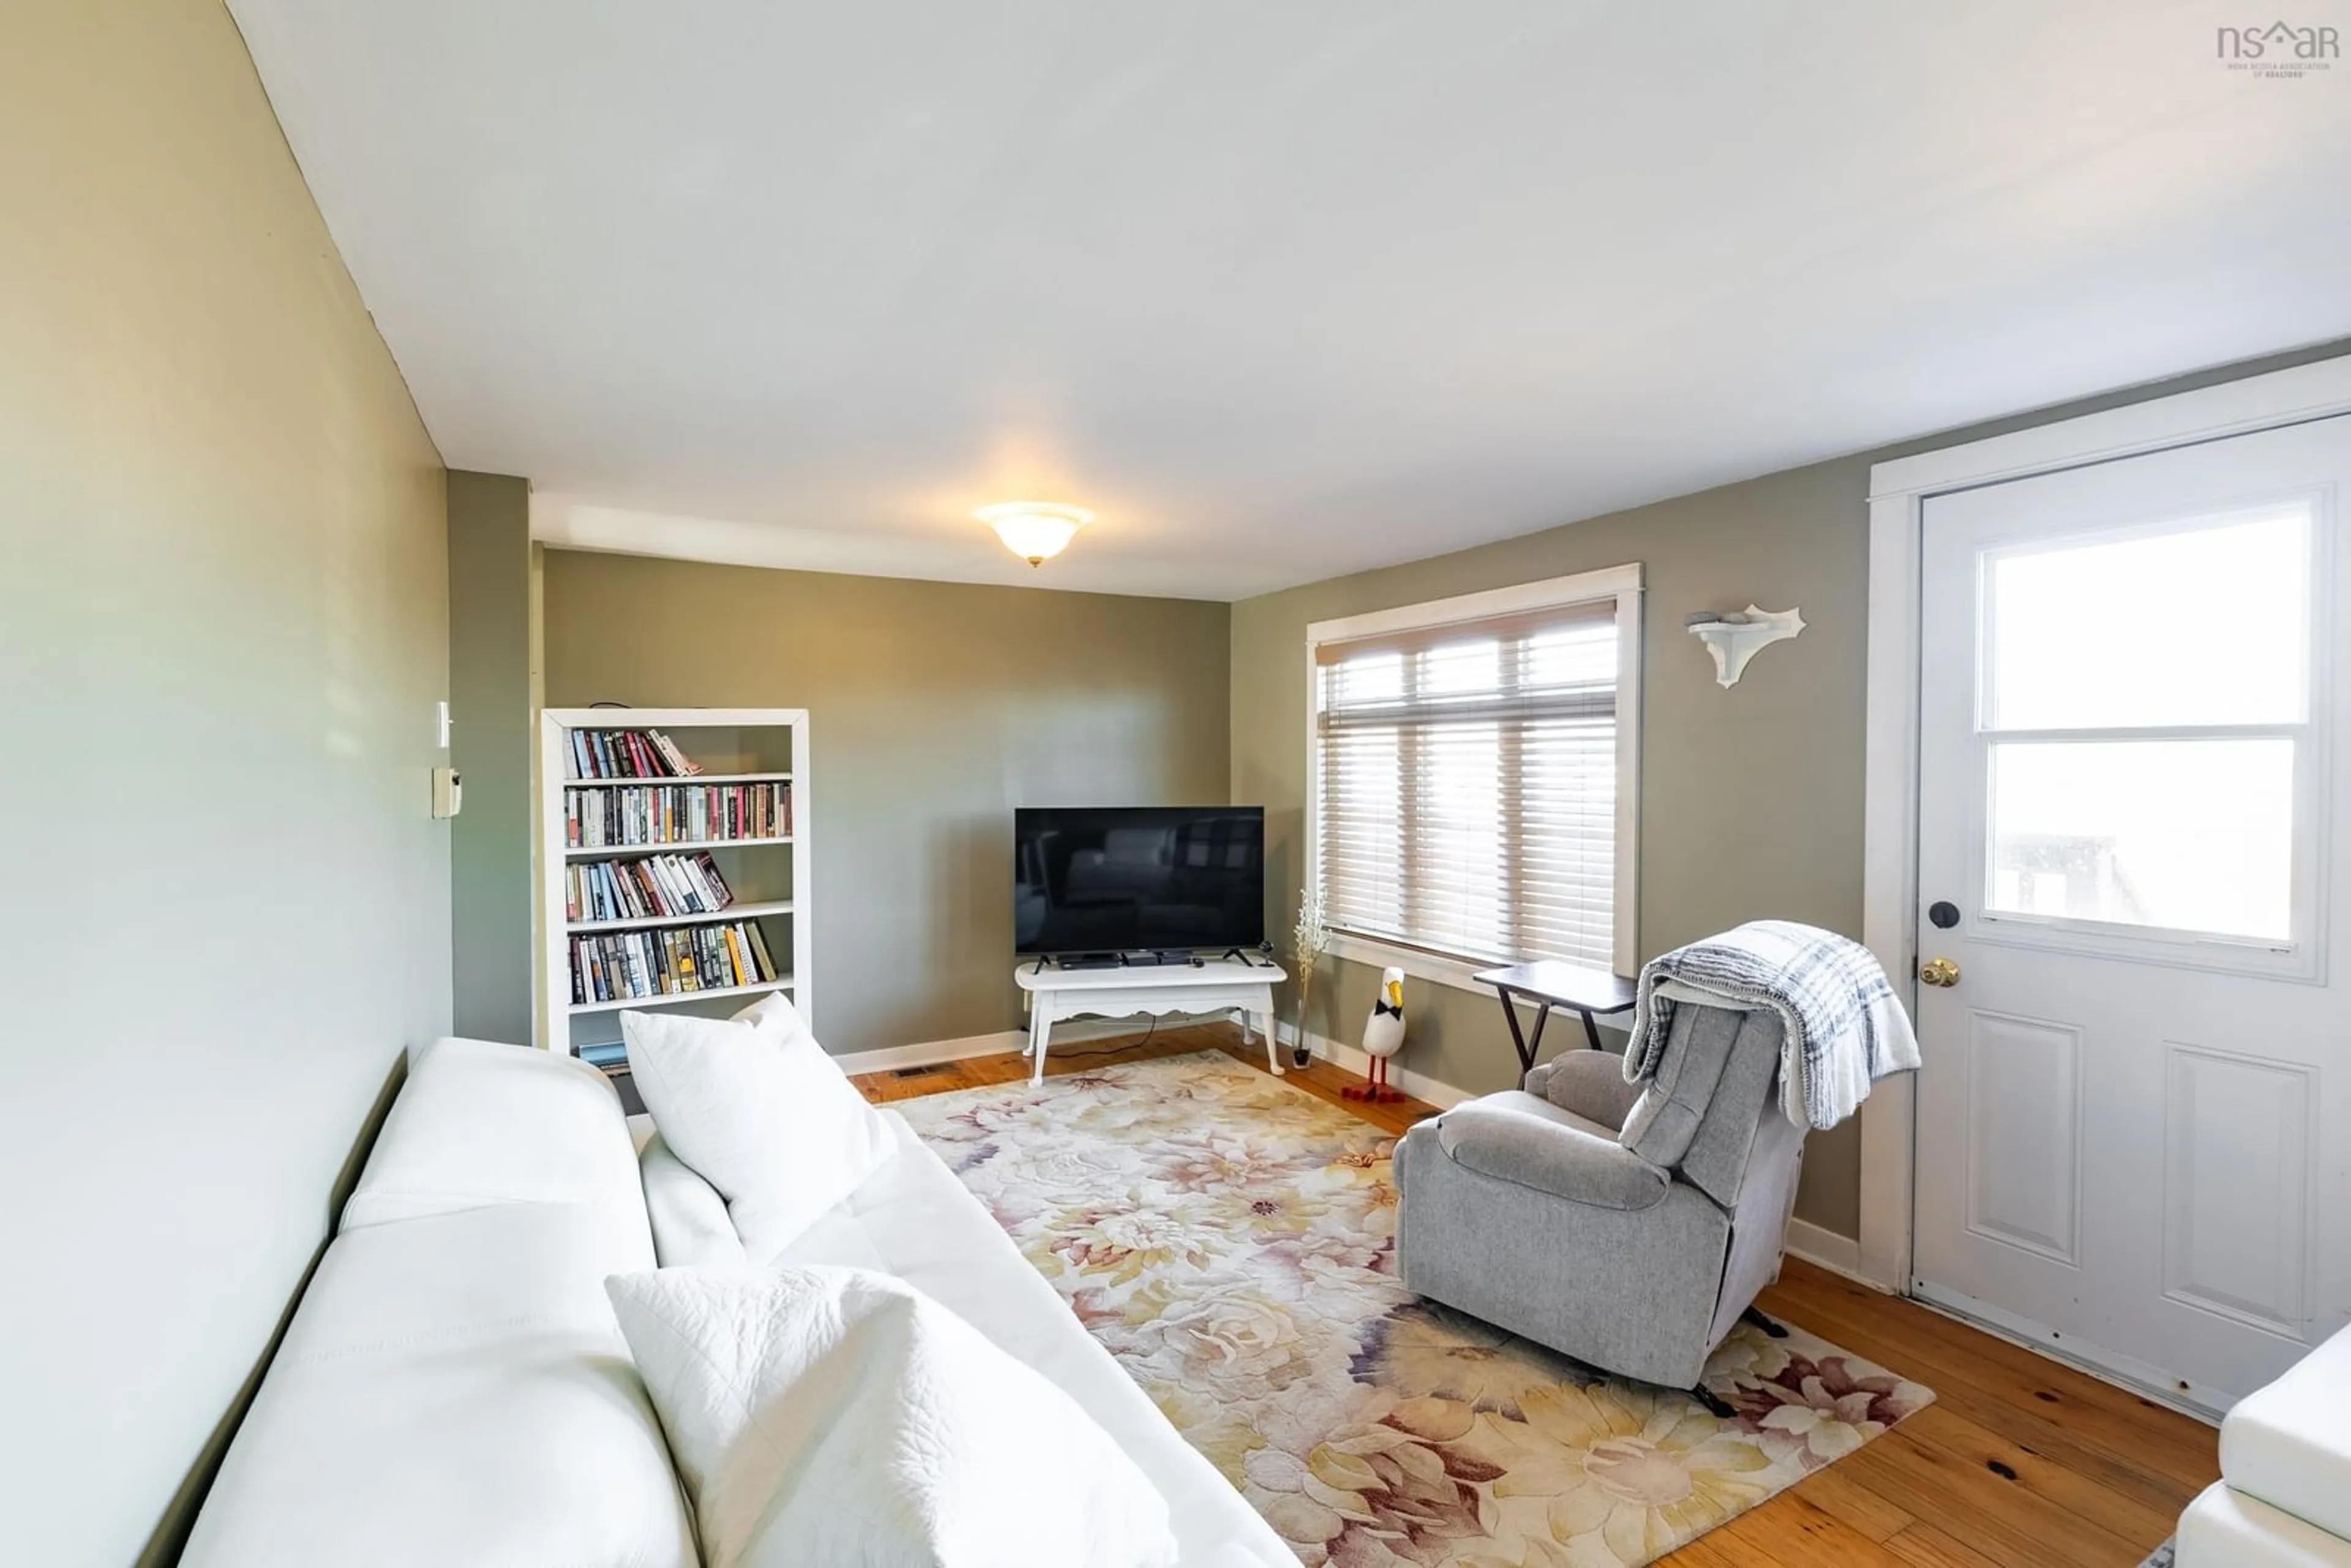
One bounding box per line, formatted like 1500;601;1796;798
1303;563;1644;997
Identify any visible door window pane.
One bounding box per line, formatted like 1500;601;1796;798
1984;505;2311;730
1986;738;2294;941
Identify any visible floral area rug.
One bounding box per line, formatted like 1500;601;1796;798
896;1050;1933;1567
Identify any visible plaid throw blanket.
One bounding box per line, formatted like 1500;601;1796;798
1623;921;1920;1131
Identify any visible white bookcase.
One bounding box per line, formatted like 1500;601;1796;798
537;707;810;1056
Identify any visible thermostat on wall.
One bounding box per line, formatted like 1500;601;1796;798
432;766;462;819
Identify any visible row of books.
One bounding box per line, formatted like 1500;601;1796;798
566;852;738;925
563;782;791;848
564;727;705;780
569;919;780;1005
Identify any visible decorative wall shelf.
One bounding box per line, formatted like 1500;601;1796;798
1688;606;1804;688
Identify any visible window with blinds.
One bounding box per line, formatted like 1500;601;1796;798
1313;595;1624;970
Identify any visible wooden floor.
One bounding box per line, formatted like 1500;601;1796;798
852;1022;2212;1568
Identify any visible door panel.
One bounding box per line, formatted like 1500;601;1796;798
1913;415;2350;1412
1963;1009;2083;1266
2161;1043;2312;1340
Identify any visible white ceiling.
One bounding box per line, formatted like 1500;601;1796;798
228;1;2351;601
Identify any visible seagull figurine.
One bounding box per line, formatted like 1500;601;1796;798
1343;966;1408;1104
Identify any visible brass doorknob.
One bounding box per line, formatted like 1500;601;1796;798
1919;957;1961;988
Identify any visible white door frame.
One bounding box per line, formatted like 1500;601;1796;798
1857;354;2351;1294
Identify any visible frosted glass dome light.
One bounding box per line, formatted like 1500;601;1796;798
978;502;1094;566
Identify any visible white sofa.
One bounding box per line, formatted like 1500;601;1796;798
183;1037;1290;1567
2177;1324;2351;1567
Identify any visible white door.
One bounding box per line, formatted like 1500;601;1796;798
1912;415;2351;1414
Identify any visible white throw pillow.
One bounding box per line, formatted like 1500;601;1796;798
729;991;805;1040
606;1265;1179;1568
620;1002;893;1263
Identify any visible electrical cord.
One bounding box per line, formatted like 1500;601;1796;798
1046;1013;1163;1063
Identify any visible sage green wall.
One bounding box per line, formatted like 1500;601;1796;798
1234;340;2351;1244
542;551;1231;1054
0;4;451;1564
448;471;536;1042
1232;462;1875;1232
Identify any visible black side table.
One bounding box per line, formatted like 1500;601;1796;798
1474;959;1638;1073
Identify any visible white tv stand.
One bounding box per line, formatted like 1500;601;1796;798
1014;956;1289;1086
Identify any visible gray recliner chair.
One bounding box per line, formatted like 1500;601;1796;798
1394;1000;1804;1393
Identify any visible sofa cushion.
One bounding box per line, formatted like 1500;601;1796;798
179;1201;694;1568
1434;1090;1671;1210
340;1035;646;1229
2178;1479;2351;1567
779;1114;1296;1567
182;1035;692;1568
2221;1322;2351;1544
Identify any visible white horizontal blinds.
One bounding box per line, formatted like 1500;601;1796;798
1316;599;1618;967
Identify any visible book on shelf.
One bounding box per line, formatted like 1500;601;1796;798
562;779;791;849
563;726;706;781
568;917;782;1005
565;852;737;923
577;1040;629;1071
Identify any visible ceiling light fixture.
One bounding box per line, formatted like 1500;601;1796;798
977;501;1093;566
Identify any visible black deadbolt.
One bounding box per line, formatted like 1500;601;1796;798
1928;900;1960;929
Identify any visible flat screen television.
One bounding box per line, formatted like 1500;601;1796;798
1014;806;1266;956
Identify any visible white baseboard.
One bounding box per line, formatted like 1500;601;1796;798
838;1016;1480;1112
832;1013;1240;1078
831;1031;1024;1076
1275;1021;1476;1110
1785;1218;1877;1287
